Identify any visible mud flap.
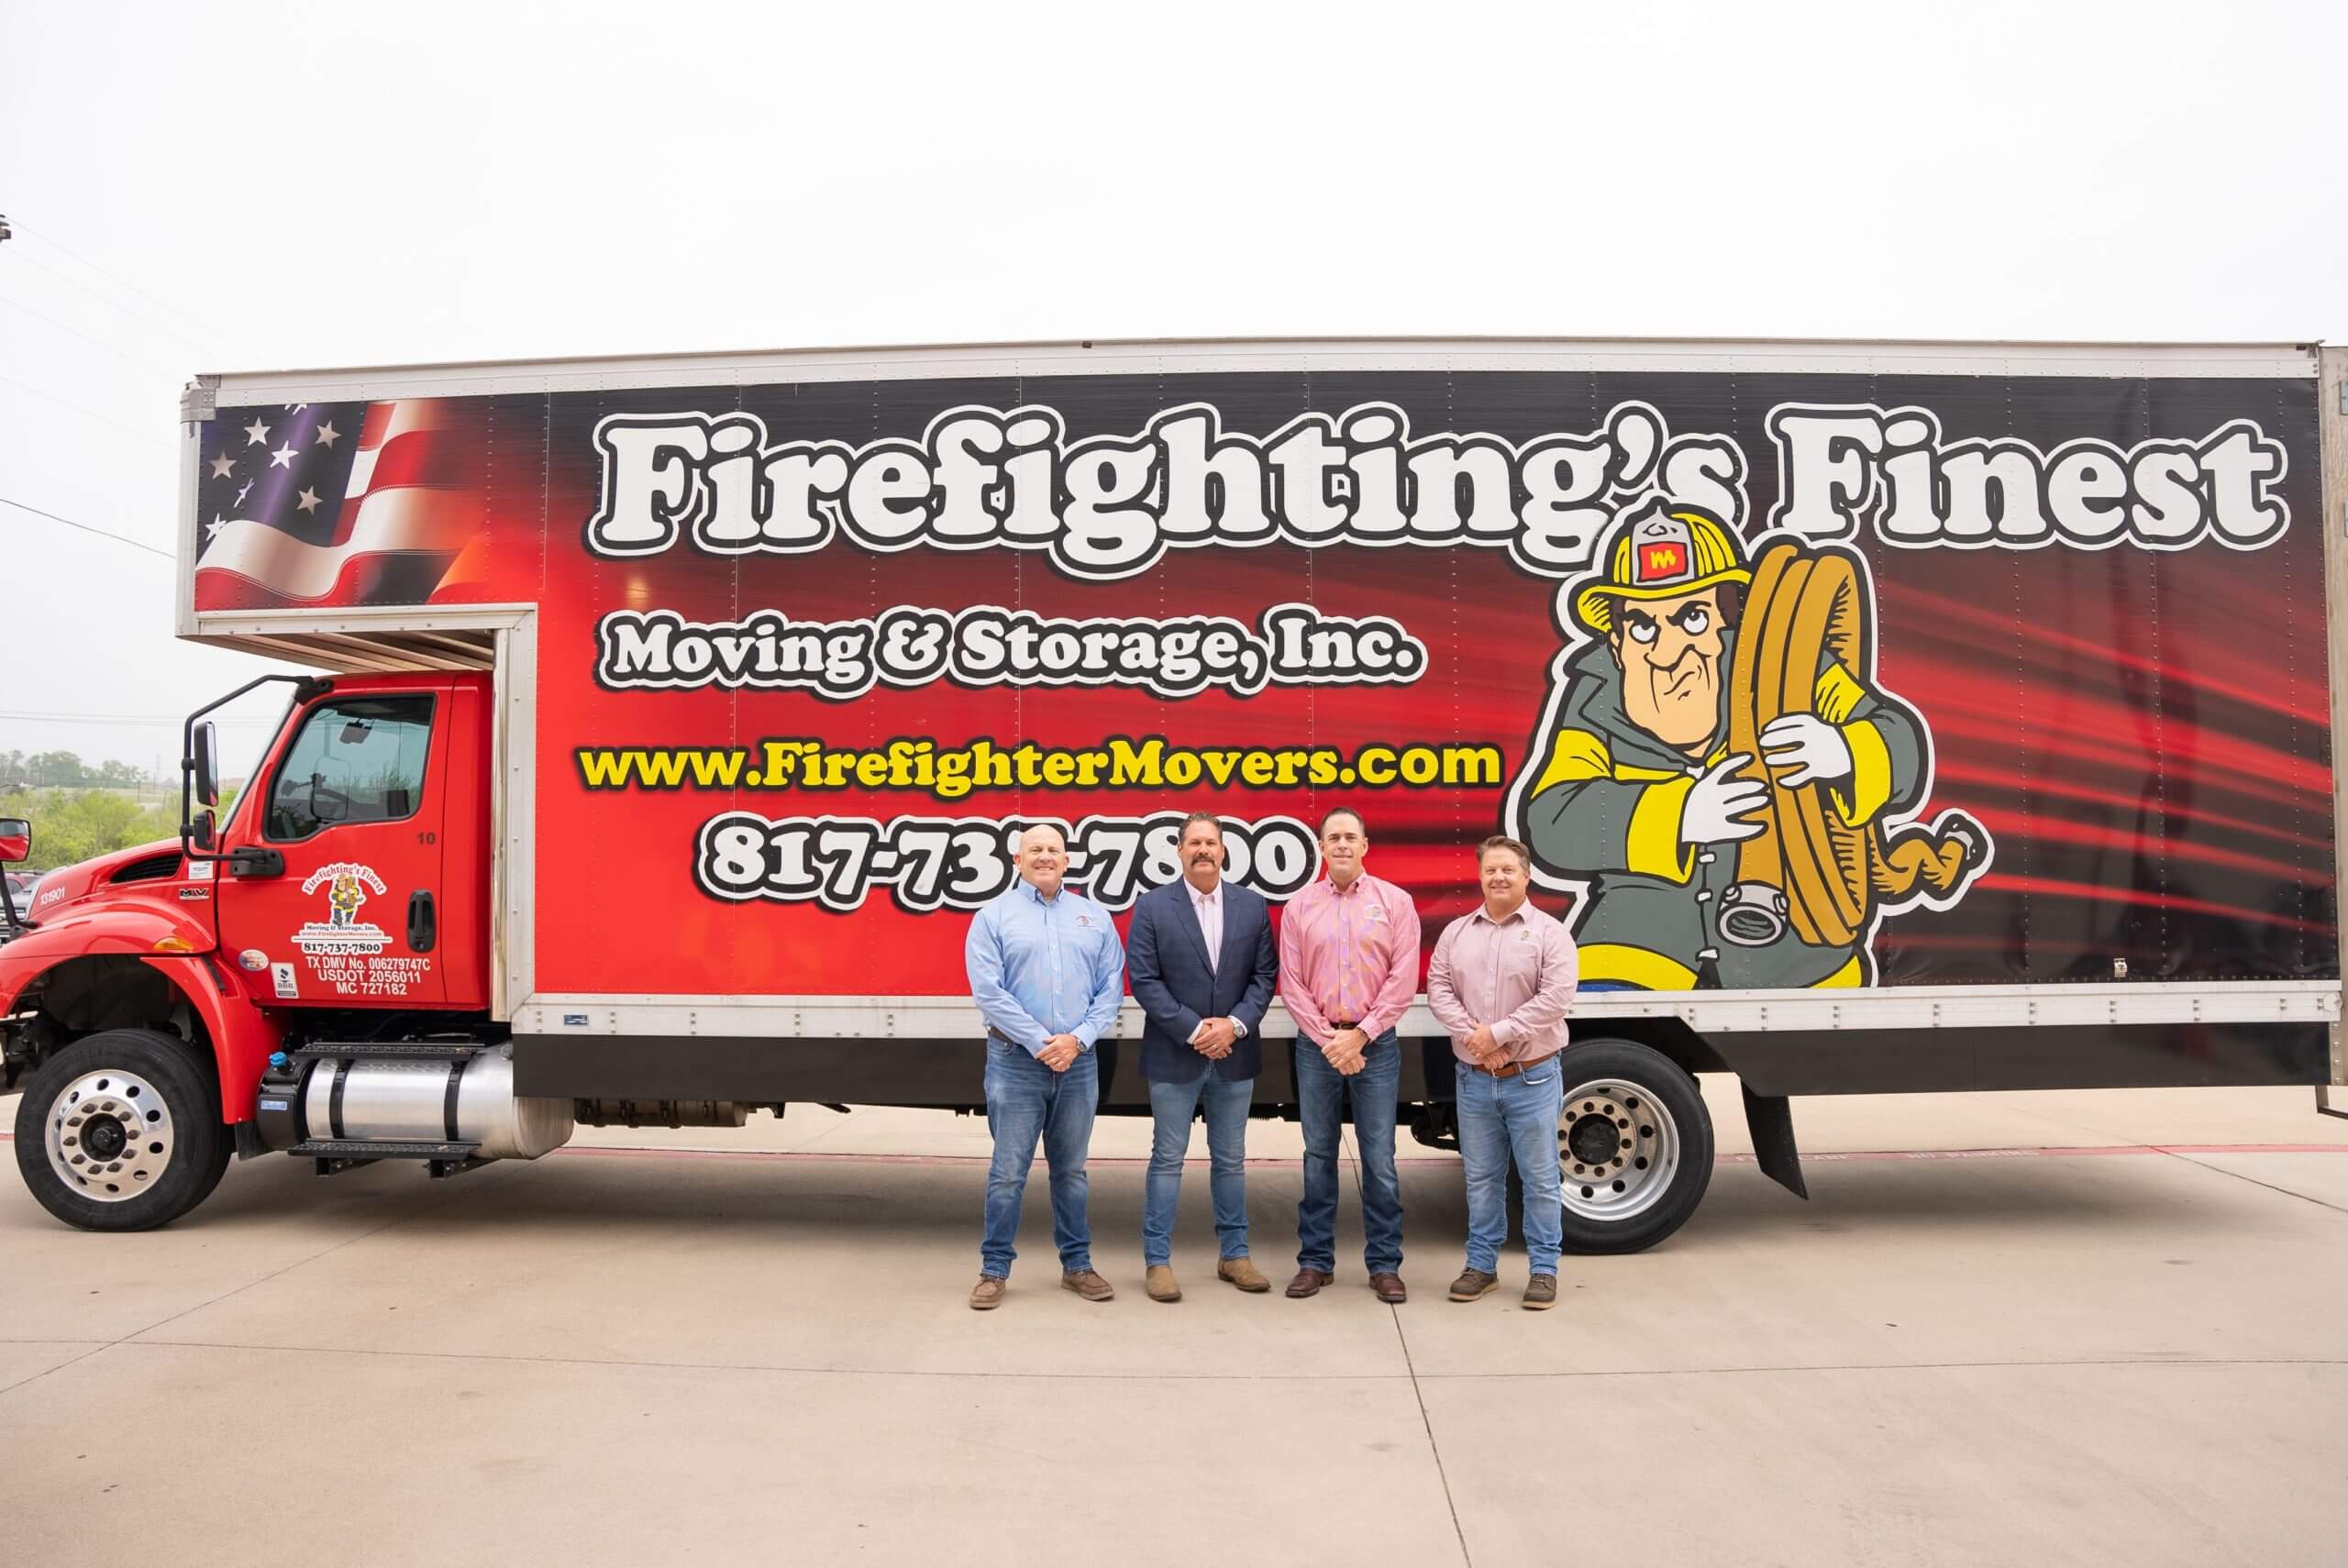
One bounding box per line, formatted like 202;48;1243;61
1741;1083;1809;1199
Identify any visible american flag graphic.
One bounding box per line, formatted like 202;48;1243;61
193;400;480;609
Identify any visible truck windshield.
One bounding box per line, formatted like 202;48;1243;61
263;695;435;842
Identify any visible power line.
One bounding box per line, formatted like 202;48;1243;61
0;243;223;363
0;711;275;728
6;219;236;351
0;289;183;374
0;493;175;560
0;370;175;447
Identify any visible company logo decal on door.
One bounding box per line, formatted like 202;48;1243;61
288;862;430;998
294;862;392;955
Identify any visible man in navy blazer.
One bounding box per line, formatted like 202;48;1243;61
1125;811;1280;1301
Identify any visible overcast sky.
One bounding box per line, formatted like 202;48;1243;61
4;0;2343;779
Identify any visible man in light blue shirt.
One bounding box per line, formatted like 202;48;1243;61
965;823;1126;1309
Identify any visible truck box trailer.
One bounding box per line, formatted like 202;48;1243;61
4;336;2343;1246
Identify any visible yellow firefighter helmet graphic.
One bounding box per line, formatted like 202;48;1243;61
1571;504;1754;638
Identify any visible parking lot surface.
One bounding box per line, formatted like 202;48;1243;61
3;1082;2344;1567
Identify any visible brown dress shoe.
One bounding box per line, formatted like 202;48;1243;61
1061;1268;1115;1302
969;1275;1007;1310
1146;1264;1182;1302
1368;1272;1408;1304
1448;1267;1501;1302
1217;1256;1270;1293
1286;1267;1335;1298
1522;1274;1558;1311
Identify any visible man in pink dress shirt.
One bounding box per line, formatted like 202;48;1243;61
1426;834;1578;1310
1278;807;1422;1303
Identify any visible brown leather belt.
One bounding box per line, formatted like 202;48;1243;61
1470;1058;1525;1078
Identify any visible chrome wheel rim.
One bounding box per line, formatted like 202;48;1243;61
1558;1077;1678;1222
45;1069;175;1202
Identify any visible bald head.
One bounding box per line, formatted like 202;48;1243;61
1017;823;1069;898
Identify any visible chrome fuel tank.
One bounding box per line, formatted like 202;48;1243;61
297;1046;571;1159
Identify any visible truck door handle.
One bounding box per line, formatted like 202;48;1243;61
226;846;285;878
408;890;437;952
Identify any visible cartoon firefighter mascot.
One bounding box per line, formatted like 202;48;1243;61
327;870;366;928
1515;498;1986;989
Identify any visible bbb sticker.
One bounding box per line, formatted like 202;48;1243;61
271;962;298;999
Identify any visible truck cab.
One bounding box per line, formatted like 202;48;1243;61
0;670;518;1231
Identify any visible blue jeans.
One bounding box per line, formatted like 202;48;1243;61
980;1041;1098;1278
1141;1071;1254;1266
1294;1031;1402;1275
1456;1055;1566;1275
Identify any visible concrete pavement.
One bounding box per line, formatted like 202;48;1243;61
2;1083;2343;1567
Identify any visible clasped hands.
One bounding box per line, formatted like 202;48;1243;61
1037;1034;1083;1072
1191;1016;1240;1061
1460;1022;1509;1068
1319;1025;1369;1077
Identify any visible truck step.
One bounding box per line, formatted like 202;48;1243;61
287;1139;481;1160
290;1043;485;1062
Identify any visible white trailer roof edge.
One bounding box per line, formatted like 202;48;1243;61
186;335;2323;403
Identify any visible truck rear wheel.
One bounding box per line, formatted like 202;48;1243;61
1556;1038;1713;1254
13;1030;232;1232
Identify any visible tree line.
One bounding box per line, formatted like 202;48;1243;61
0;750;153;790
1;788;182;872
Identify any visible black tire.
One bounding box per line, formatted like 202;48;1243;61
1555;1038;1713;1255
13;1029;233;1232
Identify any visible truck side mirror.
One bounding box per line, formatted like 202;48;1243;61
0;818;28;864
190;811;216;852
191;722;221;809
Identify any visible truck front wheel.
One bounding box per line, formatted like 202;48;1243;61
13;1030;232;1232
1556;1038;1714;1254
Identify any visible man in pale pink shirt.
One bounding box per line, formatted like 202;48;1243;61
1278;807;1422;1303
1426;834;1578;1310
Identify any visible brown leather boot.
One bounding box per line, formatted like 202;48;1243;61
1521;1274;1559;1311
1286;1267;1335;1298
969;1275;1007;1310
1145;1265;1181;1302
1448;1267;1500;1302
1368;1272;1408;1304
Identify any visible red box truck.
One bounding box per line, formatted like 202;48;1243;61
5;337;2342;1247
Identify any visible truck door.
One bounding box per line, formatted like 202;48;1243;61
216;683;450;1007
